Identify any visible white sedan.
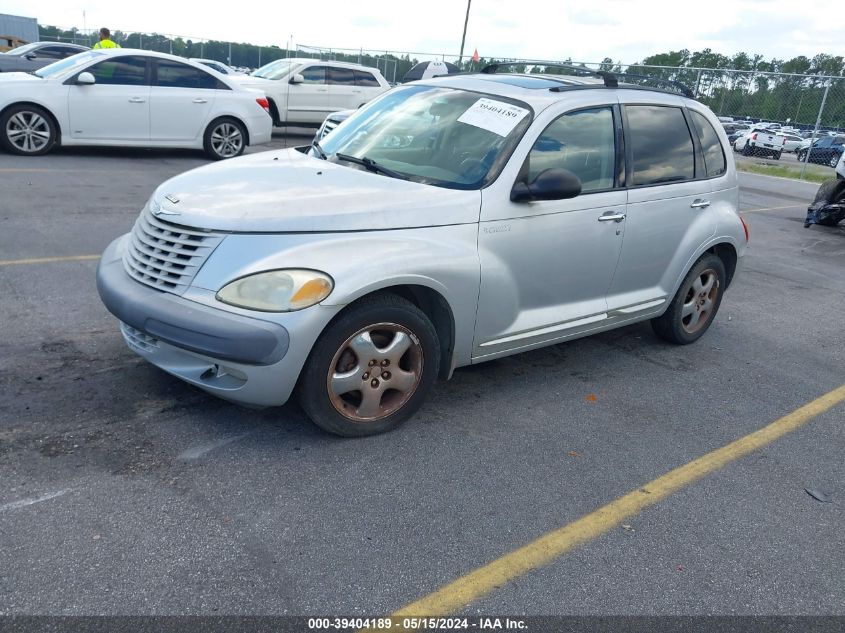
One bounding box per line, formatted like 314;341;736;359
0;49;272;159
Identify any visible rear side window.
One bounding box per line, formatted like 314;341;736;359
156;60;218;89
354;70;380;87
690;110;726;178
627;105;695;186
87;56;147;86
527;107;616;192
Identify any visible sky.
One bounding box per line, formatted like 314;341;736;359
5;0;841;64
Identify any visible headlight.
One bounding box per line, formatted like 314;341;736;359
216;269;333;312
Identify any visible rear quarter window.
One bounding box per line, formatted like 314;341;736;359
689;110;727;178
626;105;695;186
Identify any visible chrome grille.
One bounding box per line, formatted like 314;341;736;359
120;322;159;353
123;207;224;295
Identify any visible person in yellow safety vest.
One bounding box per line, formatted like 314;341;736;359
92;27;120;49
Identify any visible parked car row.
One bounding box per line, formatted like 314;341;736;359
0;49;273;159
0;47;392;159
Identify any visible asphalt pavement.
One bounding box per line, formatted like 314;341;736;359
0;141;843;617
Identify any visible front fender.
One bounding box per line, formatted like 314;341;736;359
192;225;481;368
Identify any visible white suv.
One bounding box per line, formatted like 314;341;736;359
235;58;390;128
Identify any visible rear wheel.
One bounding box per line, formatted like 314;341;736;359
0;104;57;156
742;143;752;156
773;151;782;160
651;254;726;345
203;118;246;160
829;154;840;168
297;293;440;437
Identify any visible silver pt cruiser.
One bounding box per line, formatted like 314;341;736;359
98;66;748;436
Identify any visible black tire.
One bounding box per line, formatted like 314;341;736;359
829;154;839;168
742;143;752;157
297;293;440;437
651;254;726;345
811;179;845;226
773;151;781;160
203;117;247;160
0;103;57;156
797;150;806;162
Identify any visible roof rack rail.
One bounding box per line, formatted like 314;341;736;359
479;62;695;99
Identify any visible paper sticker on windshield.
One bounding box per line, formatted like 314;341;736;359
457;98;529;137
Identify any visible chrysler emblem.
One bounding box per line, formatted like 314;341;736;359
150;197;180;217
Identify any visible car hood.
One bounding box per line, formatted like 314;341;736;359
150;148;480;232
229;75;277;86
0;70;40;81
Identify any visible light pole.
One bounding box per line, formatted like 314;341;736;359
458;0;471;65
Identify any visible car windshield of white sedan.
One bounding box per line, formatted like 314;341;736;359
316;85;533;189
252;59;295;80
34;51;105;78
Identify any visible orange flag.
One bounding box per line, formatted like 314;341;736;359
471;49;480;62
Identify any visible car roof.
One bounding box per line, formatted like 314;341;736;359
415;72;697;112
277;57;383;73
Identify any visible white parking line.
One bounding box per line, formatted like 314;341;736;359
0;489;69;512
178;434;250;461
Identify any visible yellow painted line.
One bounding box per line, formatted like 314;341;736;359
741;203;805;214
388;384;845;619
0;255;99;266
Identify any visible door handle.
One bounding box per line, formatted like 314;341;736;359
598;212;626;222
128;97;146;103
192;98;208;104
690;199;711;209
317;88;328;92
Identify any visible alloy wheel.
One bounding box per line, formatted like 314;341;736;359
6;111;51;153
210;122;243;158
681;269;720;335
327;323;424;422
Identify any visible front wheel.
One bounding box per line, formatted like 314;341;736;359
297;293;440;437
203;118;246;160
0;104;57;156
651;254;726;345
830;154;840;168
797;150;806;162
773;151;782;160
742;143;752;156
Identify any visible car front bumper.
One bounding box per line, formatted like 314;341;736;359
96;235;339;407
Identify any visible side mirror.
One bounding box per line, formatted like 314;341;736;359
76;72;96;85
24;53;37;60
289;73;304;84
511;168;582;202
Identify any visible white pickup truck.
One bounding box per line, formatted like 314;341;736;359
733;128;786;159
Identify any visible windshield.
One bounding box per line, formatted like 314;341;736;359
252;59;296;80
317;85;533;190
4;42;41;56
34;51;104;78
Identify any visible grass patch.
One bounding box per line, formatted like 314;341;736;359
736;162;830;184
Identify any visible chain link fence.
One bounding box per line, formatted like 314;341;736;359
34;28;845;180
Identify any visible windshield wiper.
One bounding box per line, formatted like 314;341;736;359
311;141;327;160
334;152;409;180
